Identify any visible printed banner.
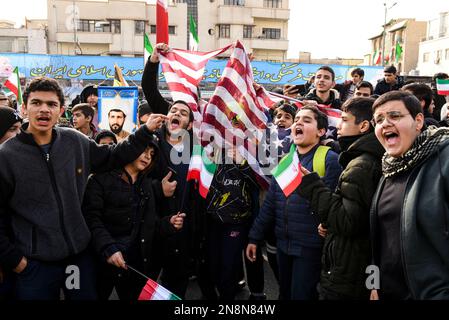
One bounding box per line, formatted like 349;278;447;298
97;86;138;134
0;53;384;85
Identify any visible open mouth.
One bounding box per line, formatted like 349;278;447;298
295;127;303;135
170;118;180;129
278;124;285;129
384;132;399;145
140;160;149;167
36;116;51;126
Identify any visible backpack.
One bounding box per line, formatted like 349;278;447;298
312;145;331;177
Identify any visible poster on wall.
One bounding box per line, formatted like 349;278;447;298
97;86;138;134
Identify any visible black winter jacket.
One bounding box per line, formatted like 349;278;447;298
371;140;449;299
83;169;176;273
298;133;384;299
373;77;405;96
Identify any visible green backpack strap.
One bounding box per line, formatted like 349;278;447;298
313;145;331;177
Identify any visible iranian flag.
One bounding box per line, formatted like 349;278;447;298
187;145;217;198
436;78;449;96
271;144;302;197
156;0;169;44
138;277;180;300
374;51;382;65
4;66;22;105
189;15;199;51
144;33;153;64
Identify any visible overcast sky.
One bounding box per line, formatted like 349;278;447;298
1;0;448;59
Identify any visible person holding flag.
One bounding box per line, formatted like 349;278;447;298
246;106;341;300
297;97;384;300
82;136;185;300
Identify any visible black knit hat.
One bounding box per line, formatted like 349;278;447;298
94;129;117;144
138;100;153;119
0;106;22;138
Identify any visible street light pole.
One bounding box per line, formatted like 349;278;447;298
382;2;397;67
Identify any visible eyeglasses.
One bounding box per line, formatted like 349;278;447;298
371;111;410;127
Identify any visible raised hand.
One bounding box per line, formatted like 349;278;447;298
150;43;170;63
145;113;169;132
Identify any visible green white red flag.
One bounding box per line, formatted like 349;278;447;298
271;144;302;197
4;66;22;105
436;78;449;96
187;145;217;198
138;277;180;300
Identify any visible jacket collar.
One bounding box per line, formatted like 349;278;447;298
17;122;58;147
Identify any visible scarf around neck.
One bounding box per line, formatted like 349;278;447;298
382;126;449;177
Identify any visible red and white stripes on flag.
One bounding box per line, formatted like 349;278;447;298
156;0;169;44
201;41;278;187
158;45;231;125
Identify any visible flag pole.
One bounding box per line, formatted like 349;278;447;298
126;264;150;280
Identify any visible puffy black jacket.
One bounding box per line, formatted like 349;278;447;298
83;169;176;273
298;133;384;299
373;76;405;96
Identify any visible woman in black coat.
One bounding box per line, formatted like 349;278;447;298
82;140;185;300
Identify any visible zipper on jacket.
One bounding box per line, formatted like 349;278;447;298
43;151;76;255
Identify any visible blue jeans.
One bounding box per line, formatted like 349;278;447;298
15;250;97;300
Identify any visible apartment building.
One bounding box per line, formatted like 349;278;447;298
368;18;426;75
0;20;47;54
46;0;289;61
417;12;449;76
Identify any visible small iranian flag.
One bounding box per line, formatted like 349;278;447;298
144;33;153;64
187;145;217;198
4;66;22;105
436;78;449;96
271;144;302;197
189;15;199;51
138;277;181;300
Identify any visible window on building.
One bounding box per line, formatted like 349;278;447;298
264;0;281;8
219;24;231;38
243;25;253;38
224;0;245;6
76;20;90;32
110;20;121;33
0;37;13;52
262;28;281;39
17;38;28;52
150;25;175;34
423;52;430;62
135;21;145;35
445;48;449;60
95;21;110;32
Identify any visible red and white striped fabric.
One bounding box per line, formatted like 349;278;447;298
156;0;169;44
158;45;231;129
201;41;278;187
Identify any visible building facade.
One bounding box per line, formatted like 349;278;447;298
46;0;289;61
0;20;47;54
368;18;426;75
417;12;449;76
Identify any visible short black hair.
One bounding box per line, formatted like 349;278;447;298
356;81;374;95
72;103;94;121
384;65;397;74
402;83;433;110
317;66;336;81
372;91;423;119
342;97;375;131
298;105;329;132
23;77;65;107
351;68;364;78
432;72;449;83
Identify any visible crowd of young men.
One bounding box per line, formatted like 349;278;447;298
1;53;449;300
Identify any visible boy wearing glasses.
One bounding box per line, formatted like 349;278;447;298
370;91;449;300
297;97;384;299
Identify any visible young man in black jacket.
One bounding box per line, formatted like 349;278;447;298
297;97;384;299
0;77;167;300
